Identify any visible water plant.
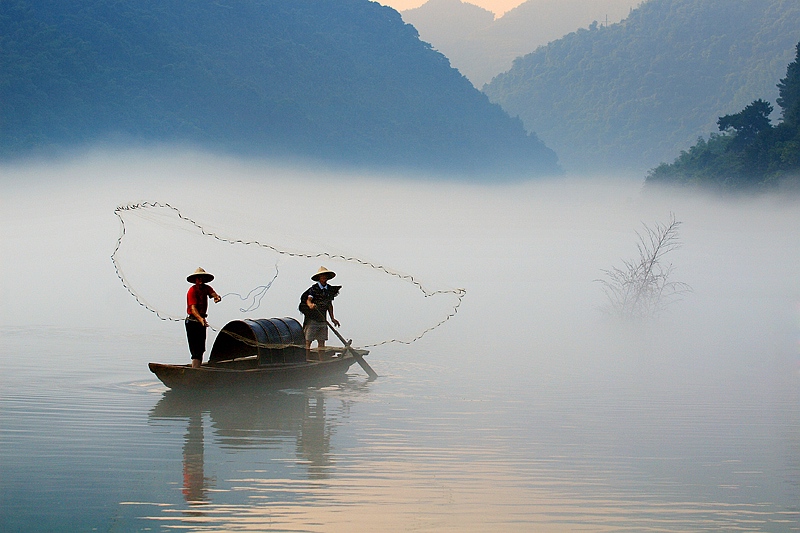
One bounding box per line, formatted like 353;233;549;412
597;213;692;319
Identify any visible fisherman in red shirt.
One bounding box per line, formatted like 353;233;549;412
186;267;221;368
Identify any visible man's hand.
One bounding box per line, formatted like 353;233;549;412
331;318;340;328
213;294;221;303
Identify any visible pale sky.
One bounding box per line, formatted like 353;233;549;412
380;0;525;17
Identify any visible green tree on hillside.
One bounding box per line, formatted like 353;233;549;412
771;42;800;172
646;42;800;190
717;100;773;148
777;43;800;126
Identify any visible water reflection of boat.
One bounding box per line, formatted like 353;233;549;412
150;385;350;505
149;317;370;390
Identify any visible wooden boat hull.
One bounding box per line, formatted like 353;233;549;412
149;352;362;390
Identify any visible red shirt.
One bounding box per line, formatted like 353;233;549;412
187;284;215;317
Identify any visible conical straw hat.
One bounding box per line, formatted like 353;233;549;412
311;266;336;281
187;267;214;283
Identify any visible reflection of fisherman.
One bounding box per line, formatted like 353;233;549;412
301;394;332;480
299;267;341;358
182;413;211;504
186;267;221;368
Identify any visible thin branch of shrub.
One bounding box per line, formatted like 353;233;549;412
596;213;692;319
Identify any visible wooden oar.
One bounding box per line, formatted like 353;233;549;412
327;321;378;379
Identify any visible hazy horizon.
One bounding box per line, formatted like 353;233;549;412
382;0;523;17
383;0;641;19
2;148;798;353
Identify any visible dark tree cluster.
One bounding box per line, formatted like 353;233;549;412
646;42;800;190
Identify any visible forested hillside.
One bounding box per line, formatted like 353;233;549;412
483;0;800;174
403;0;638;87
0;0;560;177
646;43;800;190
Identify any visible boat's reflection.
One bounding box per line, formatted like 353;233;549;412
149;376;371;508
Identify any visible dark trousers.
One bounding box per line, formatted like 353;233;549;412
185;318;207;360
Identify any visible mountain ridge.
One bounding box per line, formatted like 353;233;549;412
483;0;800;174
0;0;560;177
402;0;638;87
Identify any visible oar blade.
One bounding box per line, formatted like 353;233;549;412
327;322;378;379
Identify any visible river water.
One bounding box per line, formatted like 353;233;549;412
1;152;799;531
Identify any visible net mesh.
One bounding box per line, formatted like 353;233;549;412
112;201;465;348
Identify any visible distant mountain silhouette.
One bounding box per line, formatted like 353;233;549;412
403;0;638;87
483;0;800;174
0;0;560;177
403;0;495;45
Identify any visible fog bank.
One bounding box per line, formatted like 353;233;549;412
1;150;798;393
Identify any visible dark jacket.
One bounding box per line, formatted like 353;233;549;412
299;283;340;325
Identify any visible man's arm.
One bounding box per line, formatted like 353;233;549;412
189;304;207;326
328;303;340;328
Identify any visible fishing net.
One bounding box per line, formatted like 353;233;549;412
112;201;465;348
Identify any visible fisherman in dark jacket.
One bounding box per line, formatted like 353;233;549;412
299;266;340;359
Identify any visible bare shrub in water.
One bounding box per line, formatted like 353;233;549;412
597;214;692;319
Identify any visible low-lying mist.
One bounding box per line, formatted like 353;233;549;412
1;148;798;394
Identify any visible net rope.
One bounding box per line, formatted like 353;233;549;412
112;201;465;348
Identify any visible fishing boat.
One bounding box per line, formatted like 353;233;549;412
149;317;374;390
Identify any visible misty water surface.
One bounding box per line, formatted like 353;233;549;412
0;150;798;532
